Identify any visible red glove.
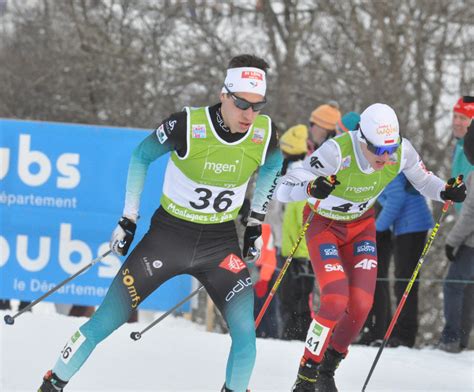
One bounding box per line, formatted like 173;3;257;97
254;279;269;298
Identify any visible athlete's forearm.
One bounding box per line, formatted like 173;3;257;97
123;132;172;220
250;148;283;216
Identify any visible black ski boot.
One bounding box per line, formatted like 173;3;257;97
291;357;320;391
38;370;68;392
313;348;345;392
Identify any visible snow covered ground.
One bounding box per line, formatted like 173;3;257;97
0;308;473;392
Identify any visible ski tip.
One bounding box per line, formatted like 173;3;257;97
4;314;15;325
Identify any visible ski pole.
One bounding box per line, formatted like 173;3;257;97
3;250;112;325
255;175;338;328
255;199;321;328
361;199;453;391
130;285;205;341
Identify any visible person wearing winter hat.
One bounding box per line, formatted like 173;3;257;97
275;102;467;392
335;111;361;135
451;96;474;213
309;101;342;148
438;96;474;353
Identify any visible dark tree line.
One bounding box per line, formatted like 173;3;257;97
1;0;473;346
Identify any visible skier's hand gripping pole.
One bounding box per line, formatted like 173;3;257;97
361;180;459;391
3;250;112;326
254;175;338;328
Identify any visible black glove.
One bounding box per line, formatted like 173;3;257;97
445;244;456;262
110;216;137;256
243;222;262;260
306;175;340;199
440;176;467;203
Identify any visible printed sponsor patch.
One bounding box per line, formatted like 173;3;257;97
354;240;376;256
376;124;397;136
192;124;207;138
241;70;264;80
310;155;324;169
61;330;86;364
354;258;377;270
225;277;253;302
140;257;163;277
319;243;339;261
305;319;330;356
153;260;163;269
341;155;351;170
156;124;168;144
324;263;344;272
251;128;265;144
219;253;246;274
165;119;177;133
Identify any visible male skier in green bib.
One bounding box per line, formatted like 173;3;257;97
274;103;466;392
39;54;282;392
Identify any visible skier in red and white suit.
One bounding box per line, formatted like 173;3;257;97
274;103;467;392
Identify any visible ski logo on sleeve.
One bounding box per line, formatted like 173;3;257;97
192;124;207;138
156;124;168;144
319;244;339;260
61;330;86;364
310;156;324;169
354;240;376;256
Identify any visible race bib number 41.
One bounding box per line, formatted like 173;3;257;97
305;320;331;356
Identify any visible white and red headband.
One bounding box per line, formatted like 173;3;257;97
222;67;266;97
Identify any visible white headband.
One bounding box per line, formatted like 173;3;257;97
222;67;266;97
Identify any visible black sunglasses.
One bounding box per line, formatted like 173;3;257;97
224;85;266;112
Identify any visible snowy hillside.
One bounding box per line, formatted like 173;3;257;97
0;310;472;392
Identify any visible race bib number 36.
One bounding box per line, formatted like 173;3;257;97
61;330;86;364
305;320;330;356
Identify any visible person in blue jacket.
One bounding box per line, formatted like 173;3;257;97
360;172;434;347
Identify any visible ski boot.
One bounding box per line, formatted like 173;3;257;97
291;357;320;391
313;347;345;392
38;370;68;392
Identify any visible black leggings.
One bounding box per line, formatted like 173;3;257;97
52;207;256;391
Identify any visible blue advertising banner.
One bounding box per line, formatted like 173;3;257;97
0;119;191;311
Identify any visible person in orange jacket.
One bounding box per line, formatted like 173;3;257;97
253;223;280;338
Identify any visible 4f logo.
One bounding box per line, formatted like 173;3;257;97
354;258;377;270
310;156;324;169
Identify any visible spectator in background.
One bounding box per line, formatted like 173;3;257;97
277;124;314;341
252;223;280;338
335;112;361;136
360;173;434;347
439;97;474;353
356;202;392;346
308;101;341;151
